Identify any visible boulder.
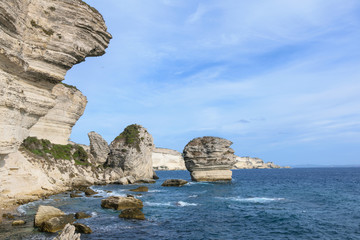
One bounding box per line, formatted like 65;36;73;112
73;223;92;234
153;170;159;179
88;131;110;165
53;223;81;240
83;188;98;196
129;186;148;192
101;196;143;210
39;214;75;233
117;177;129;185
126;176;136;184
183;137;236;182
70;193;82;198
34;205;65;228
12;220;26;226
161;179;188;187
119;208;145;220
105;124;154;179
75;212;91;219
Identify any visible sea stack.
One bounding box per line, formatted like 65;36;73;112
183;137;236;182
105;124;154;179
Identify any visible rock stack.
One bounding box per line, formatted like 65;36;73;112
183;137;236;181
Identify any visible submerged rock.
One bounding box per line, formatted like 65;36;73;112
101;196;143;210
119;208;145;220
183;137;236;182
105;124;154;179
88;131;110;165
12;220;26;226
129;186;148;192
34;205;65;228
73;223;92;234
53;223;80;240
161;179;188;187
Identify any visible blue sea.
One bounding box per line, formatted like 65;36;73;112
1;168;360;239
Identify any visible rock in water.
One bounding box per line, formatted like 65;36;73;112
34;205;65;228
183;137;236;182
129;186;149;192
119;208;145;220
39;214;75;233
75;212;91;219
101;196;143;210
12;220;26;226
73;223;92;234
53;223;80;240
161;179;188;187
88;131;110;165
106;124;154;179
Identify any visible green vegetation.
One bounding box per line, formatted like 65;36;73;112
115;124;142;152
22;137;89;165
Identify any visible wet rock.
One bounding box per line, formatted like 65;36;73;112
129;186;148;192
70;193;82;198
119;208;145;220
84;188;98;196
73;223;92;234
53;223;80;240
183;137;236;182
75;212;91;219
135;178;156;184
2;213;15;220
39;214;75;233
161;179;188;187
153;170;159;179
34;205;65;228
12;220;26;226
101;196;143;210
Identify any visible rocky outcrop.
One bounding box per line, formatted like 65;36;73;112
54;223;81;240
233;156;283;169
106;124;154;179
88;131;110;165
152;148;186;170
39;214;75;233
29;84;87;145
101;196;143;210
183;137;236;182
73;223;92;234
119;208;145;220
0;0;111;155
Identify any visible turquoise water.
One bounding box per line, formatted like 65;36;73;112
1;168;360;239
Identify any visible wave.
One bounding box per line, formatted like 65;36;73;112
188;194;198;198
176;201;198;207
217;197;285;203
148;190;165;193
144;202;172;207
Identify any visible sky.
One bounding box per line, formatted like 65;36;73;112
65;0;360;167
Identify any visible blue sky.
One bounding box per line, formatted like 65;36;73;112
65;0;360;166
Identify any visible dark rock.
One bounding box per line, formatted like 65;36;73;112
135;178;156;184
75;212;91;219
39;214;75;233
161;179;188;187
101;196;143;210
153;170;159;179
2;213;15;220
129;186;148;192
119;208;145;220
84;188;98;196
73;223;92;234
70;193;82;198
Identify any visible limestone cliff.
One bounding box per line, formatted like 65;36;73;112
152;148;186;170
0;0;111;155
233;156;287;169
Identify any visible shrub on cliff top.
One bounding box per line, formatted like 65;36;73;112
115;124;142;152
21;137;89;165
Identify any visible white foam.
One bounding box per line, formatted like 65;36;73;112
148;190;165;193
144;202;172;207
218;197;285;203
189;195;198;198
176;201;198;207
91;212;98;217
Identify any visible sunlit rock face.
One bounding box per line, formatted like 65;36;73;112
152;148;186;170
183;137;236;182
0;0;111;154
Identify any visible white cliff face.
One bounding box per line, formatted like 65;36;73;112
88;131;110;165
0;0;111;155
233;156;282;169
29;84;87;145
152;148;186;170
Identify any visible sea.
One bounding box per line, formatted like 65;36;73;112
1;168;360;240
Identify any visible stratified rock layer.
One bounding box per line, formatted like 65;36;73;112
106;124;154;179
183;137;236;181
88;131;110;165
233;156;283;169
152;148;186;170
29;84;87;145
0;0;111;155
